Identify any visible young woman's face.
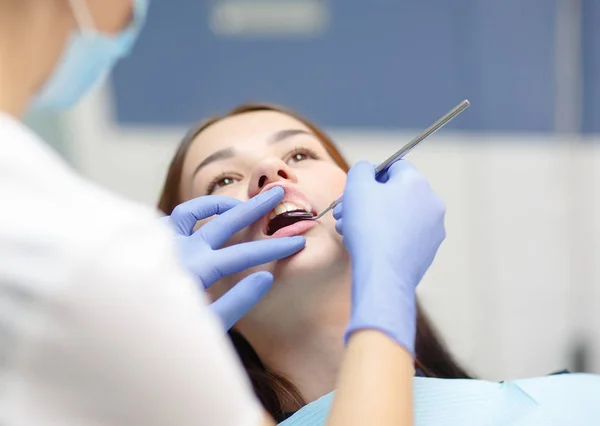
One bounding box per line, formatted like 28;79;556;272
180;111;349;306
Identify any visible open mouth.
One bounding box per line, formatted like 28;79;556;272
266;202;313;236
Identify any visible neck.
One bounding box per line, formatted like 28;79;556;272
268;309;348;405
0;3;70;117
239;263;352;405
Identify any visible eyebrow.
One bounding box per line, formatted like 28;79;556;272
192;147;235;178
268;129;312;144
191;128;313;177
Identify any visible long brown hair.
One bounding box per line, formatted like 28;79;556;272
158;103;471;418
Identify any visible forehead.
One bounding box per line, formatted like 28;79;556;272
183;110;315;171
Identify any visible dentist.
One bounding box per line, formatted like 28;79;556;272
0;1;446;425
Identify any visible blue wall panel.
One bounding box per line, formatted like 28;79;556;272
582;0;600;134
112;0;557;131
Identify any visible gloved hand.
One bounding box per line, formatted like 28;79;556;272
334;160;446;355
164;187;306;330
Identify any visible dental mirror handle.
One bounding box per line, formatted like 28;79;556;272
374;99;470;174
312;196;343;220
313;99;471;220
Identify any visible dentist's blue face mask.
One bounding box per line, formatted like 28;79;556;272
31;0;149;112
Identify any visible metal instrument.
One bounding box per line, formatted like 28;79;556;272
283;99;471;221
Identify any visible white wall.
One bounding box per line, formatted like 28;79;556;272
63;86;600;379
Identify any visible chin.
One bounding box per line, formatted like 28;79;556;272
272;232;347;281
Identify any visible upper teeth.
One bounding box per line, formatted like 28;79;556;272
269;202;307;220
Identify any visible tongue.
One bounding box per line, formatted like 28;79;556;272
267;210;307;236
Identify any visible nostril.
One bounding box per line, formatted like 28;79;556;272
258;175;267;188
277;170;288;179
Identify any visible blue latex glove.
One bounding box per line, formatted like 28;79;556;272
334;160;446;355
164;187;306;330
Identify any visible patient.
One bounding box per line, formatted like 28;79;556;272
158;103;469;420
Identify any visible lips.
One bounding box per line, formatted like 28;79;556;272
260;182;317;237
269;218;316;238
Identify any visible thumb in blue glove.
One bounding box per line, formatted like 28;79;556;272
336;160;446;355
164;186;306;330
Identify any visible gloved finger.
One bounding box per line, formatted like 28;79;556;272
373;162;390;183
158;216;171;226
333;202;343;220
200;186;285;248
212;236;306;278
335;218;343;235
169;196;241;236
210;271;274;330
346;161;376;188
385;160;418;183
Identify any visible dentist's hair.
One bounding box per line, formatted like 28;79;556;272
158;103;471;418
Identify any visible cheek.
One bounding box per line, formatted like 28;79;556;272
299;165;347;201
321;164;347;192
190;184;249;232
331;170;347;194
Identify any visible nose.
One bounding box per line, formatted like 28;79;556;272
248;158;298;198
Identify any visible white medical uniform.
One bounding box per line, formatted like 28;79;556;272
0;112;262;425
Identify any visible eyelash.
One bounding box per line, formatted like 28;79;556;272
285;146;320;164
204;147;321;195
206;172;239;195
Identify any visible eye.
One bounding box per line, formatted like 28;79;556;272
286;148;319;165
206;175;239;195
290;152;308;163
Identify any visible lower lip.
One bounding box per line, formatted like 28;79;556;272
269;219;316;238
